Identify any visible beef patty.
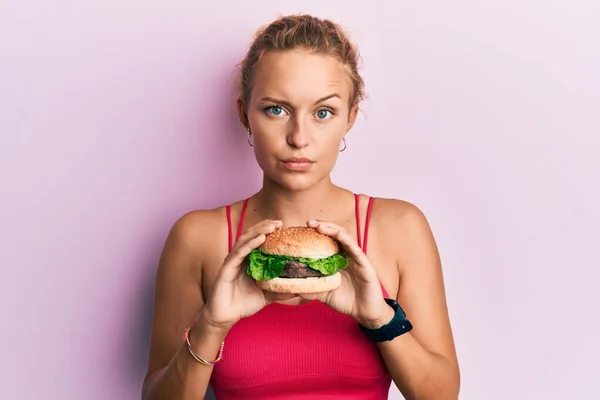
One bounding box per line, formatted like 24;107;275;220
279;261;325;278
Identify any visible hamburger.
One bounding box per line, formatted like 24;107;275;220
246;226;349;294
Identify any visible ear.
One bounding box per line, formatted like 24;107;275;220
236;97;249;131
345;104;359;134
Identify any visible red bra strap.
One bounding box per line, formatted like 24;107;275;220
225;198;249;253
237;198;249;240
354;194;375;254
363;196;374;254
354;194;362;249
355;195;385;296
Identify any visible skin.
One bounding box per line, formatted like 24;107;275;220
142;49;460;400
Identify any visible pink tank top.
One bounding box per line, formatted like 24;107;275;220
210;194;392;399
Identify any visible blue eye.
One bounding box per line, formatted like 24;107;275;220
265;106;285;116
316;109;332;119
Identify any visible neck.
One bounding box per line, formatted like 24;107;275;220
254;175;348;227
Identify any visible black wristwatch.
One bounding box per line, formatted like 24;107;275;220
359;298;413;342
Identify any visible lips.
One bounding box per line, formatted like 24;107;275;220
282;157;314;163
280;157;315;172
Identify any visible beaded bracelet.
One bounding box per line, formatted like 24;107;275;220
182;327;224;365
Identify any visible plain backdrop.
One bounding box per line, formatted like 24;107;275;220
1;1;598;399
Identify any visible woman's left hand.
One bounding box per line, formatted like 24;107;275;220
299;220;395;329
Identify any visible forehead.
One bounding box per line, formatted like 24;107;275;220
251;49;352;103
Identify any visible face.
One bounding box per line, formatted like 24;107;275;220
238;49;358;192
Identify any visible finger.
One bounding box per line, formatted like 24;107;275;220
221;233;267;278
307;220;347;233
311;222;371;268
222;220;282;280
236;219;282;245
232;219;282;252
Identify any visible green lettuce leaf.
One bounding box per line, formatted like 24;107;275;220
246;250;349;280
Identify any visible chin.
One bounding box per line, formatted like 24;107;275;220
271;173;326;192
281;169;335;192
257;158;334;192
278;178;316;192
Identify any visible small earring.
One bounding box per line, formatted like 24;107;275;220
247;130;254;147
339;138;346;152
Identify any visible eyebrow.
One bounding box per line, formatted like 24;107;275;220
260;93;341;107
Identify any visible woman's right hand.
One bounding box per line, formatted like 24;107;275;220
198;219;295;332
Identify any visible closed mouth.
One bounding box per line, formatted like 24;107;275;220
282;157;314;163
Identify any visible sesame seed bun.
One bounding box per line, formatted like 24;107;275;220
259;226;339;259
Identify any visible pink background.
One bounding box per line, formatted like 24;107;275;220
1;1;598;399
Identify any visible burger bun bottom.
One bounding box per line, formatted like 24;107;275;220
255;273;342;294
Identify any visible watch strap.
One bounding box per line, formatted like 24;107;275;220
359;298;413;342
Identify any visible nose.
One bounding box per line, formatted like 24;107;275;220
286;119;309;149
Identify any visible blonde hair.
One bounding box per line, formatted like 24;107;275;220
238;14;365;110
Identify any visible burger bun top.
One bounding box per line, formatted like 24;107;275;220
259;226;339;259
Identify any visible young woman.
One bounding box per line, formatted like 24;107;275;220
142;14;460;400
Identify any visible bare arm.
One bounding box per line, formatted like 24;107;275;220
141;211;286;399
142;317;228;399
376;202;460;400
141;211;224;400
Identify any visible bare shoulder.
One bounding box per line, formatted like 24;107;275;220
370;196;430;227
163;207;229;263
370;196;459;372
369;196;438;273
143;205;230;381
154;208;225;283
